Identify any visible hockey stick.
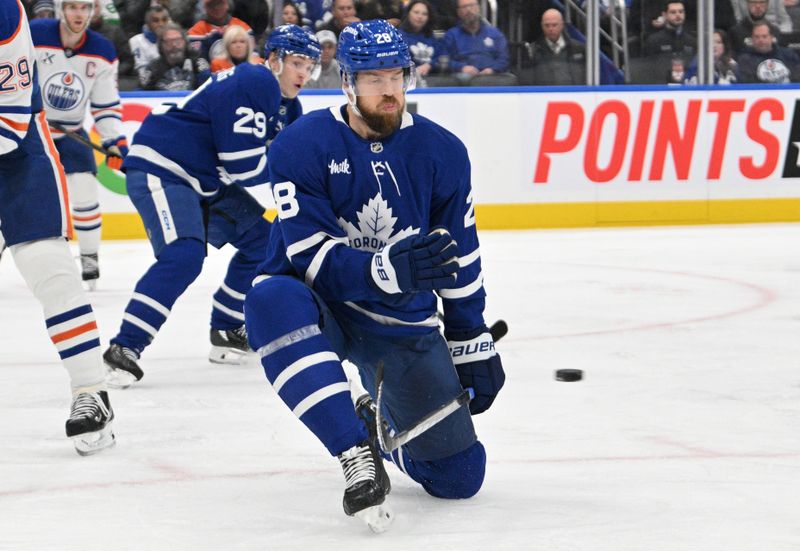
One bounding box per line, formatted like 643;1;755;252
49;122;111;155
436;313;509;343
374;361;473;454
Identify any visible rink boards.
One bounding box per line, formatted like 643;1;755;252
95;85;800;238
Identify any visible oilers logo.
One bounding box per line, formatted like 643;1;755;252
43;71;85;111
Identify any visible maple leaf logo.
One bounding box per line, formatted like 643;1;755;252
337;193;419;252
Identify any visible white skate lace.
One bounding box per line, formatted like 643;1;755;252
70;392;108;420
80;254;98;271
232;326;247;340
121;347;139;362
339;445;376;489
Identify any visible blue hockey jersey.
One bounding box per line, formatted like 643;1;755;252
260;106;487;337
124;63;285;196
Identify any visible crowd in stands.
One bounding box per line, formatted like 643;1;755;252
20;0;800;89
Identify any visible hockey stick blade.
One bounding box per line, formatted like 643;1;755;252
375;361;472;453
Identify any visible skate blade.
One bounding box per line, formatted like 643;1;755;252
71;424;116;456
354;503;394;533
208;346;253;365
105;365;139;389
83;279;98;291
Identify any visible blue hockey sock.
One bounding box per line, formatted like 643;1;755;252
210;219;269;330
112;238;205;353
245;276;367;456
389;441;486;499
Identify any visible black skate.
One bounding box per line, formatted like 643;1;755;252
209;326;253;365
338;438;393;533
66;390;116;456
103;344;144;389
80;253;99;290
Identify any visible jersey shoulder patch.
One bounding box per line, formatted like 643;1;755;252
30;18;61;48
80;29;117;63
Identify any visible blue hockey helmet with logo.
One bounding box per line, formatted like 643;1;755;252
337;20;414;80
265;24;322;62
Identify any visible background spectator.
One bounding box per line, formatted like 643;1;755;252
440;0;517;86
642;1;696;81
305;29;341;87
231;0;271;38
143;23;211;90
210;23;263;72
738;20;800;81
130;5;170;87
398;0;440;83
317;0;359;38
31;0;54;18
732;0;793;33
358;0;403;26
520;8;586;85
188;0;254;62
730;0;783;53
89;0;135;87
281;1;303;26
684;29;739;84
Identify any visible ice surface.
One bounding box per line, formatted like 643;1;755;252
1;224;799;550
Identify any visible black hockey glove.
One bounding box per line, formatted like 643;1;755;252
447;326;505;415
368;229;459;294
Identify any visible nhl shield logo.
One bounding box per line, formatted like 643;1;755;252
43;71;85;111
370;142;383;153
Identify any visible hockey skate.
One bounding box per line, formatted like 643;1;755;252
80;253;99;291
208;326;253;365
66;390;115;456
338;437;393;533
103;344;144;389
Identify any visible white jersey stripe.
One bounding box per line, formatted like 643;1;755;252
438;272;484;299
344;301;440;327
273;351;340;393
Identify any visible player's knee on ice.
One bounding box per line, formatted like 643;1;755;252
245;275;321;349
408;441;486;499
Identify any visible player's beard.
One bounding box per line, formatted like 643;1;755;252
357;95;404;139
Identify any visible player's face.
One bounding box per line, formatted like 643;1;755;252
62;2;92;34
354;68;406;138
275;54;317;98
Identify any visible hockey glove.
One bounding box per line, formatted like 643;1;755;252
103;137;128;171
368;229;459;294
447;327;505;415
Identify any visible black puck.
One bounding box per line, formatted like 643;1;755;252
555;369;583;382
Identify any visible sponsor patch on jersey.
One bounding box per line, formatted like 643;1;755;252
329;158;351;174
43;71;85;111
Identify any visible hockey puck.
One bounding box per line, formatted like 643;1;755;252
555;369;583;382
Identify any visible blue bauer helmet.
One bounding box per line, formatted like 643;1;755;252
265;24;322;80
337;19;416;94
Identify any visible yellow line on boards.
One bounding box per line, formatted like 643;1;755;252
98;199;800;240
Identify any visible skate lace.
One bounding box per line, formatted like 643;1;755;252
80;254;98;271
232;326;247;340
70;392;108;420
339;445;376;489
121;346;139;362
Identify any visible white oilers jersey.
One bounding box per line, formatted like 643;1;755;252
29;19;122;143
0;0;40;155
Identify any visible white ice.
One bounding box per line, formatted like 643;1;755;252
1;224;799;550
